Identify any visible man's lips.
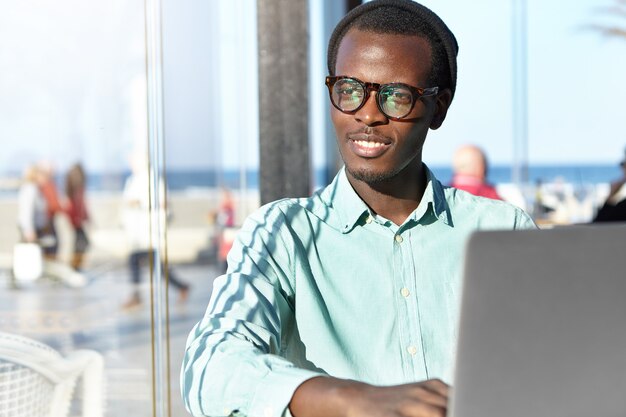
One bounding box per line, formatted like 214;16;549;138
347;133;392;158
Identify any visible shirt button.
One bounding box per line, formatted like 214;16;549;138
395;234;403;243
400;287;410;298
407;345;418;356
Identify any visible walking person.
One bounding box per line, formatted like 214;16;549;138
17;165;49;247
215;187;236;273
593;146;626;222
121;153;189;309
64;163;90;270
16;164;86;287
37;161;62;259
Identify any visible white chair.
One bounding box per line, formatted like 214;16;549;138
0;332;104;417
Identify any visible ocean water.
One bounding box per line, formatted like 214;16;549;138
160;164;622;192
430;164;623;187
1;164;622;196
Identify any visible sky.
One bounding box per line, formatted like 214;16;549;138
0;0;146;174
1;0;625;177
418;0;626;165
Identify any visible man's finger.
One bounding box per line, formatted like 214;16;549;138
420;379;450;398
401;399;446;417
403;385;448;408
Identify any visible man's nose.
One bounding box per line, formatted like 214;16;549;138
354;91;388;126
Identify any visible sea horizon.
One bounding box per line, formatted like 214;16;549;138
0;163;622;196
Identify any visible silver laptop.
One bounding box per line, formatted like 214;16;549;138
450;224;626;417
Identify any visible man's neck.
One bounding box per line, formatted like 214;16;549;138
347;164;427;226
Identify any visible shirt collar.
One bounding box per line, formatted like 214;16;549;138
321;165;451;234
325;168;371;233
415;164;452;226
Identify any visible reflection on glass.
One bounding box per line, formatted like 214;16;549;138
0;1;260;416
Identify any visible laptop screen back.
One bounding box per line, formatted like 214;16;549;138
450;225;626;417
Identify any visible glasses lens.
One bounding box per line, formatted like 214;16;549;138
332;78;364;111
379;85;413;118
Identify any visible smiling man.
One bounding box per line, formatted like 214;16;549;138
182;1;535;417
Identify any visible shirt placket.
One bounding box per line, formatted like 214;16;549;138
393;224;428;381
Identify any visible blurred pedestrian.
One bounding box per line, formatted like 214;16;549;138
121;153;190;309
593;147;626;222
16;164;85;287
17;165;48;245
64;163;90;270
216;187;236;273
37;161;62;259
216;187;235;228
450;144;502;200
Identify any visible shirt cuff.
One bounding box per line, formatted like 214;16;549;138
249;365;325;417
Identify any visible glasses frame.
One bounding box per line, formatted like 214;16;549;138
325;75;439;121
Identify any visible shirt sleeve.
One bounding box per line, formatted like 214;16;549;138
513;207;538;230
181;203;325;417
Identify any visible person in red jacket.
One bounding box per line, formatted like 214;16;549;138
64;163;90;270
37;161;63;259
450;144;502;200
215;188;237;273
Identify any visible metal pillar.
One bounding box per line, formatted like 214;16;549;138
258;0;310;204
144;0;169;415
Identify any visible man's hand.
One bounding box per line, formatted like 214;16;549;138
290;376;449;417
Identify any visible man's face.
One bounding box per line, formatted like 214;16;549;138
331;29;449;184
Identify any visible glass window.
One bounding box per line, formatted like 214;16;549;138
0;1;259;416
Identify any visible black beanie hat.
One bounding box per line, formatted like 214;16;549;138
327;0;459;101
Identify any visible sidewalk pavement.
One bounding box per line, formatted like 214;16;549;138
0;259;217;417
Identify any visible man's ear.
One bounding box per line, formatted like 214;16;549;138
429;88;452;130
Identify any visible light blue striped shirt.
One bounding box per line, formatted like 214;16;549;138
181;166;536;417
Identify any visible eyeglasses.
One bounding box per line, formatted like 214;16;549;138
325;75;439;120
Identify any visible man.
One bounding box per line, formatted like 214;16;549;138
182;1;535;416
449;144;502;200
